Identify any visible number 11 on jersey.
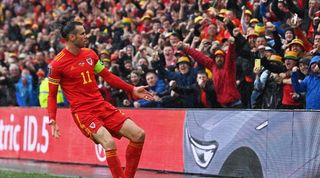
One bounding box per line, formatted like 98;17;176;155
81;71;92;84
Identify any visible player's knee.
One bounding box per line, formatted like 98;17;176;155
102;138;116;150
96;134;116;150
132;129;145;143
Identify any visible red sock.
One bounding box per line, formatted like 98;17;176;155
125;141;144;178
106;149;125;178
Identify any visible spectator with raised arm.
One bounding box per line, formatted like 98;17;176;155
152;55;199;108
176;37;242;108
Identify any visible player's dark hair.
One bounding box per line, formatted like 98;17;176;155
59;16;83;39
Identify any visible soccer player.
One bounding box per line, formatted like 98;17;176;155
47;20;153;178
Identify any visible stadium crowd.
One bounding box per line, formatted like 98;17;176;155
0;0;320;109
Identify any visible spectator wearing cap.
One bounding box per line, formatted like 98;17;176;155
193;16;212;39
100;50;110;60
194;16;204;25
7;53;18;64
246;31;259;49
292;55;320;109
249;18;259;28
137;15;152;33
251;55;283;109
177;38;242;108
101;58;111;69
264;46;275;59
152;55;198;108
254;23;266;36
256;45;267;59
282;28;295;50
288;39;305;58
279;50;303;109
241;9;252;34
292;23;313;52
285;57;310;108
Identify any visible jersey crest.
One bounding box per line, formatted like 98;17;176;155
89;122;96;129
86;58;93;66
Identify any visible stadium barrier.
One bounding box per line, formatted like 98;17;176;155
1;108;320;177
0;108;185;172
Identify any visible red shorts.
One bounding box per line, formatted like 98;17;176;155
72;102;127;140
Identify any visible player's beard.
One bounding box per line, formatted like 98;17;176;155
75;38;88;48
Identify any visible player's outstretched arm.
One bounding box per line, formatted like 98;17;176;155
48;78;60;138
98;68;134;92
96;62;154;100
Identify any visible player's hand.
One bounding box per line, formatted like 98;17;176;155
132;86;154;101
49;120;60;139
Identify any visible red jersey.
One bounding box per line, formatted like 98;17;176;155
48;48;104;112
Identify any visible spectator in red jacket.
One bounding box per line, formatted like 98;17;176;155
176;39;242;108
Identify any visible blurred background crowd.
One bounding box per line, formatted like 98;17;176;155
0;0;320;109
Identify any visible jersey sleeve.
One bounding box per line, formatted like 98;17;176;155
98;68;134;93
47;63;62;121
48;64;62;85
